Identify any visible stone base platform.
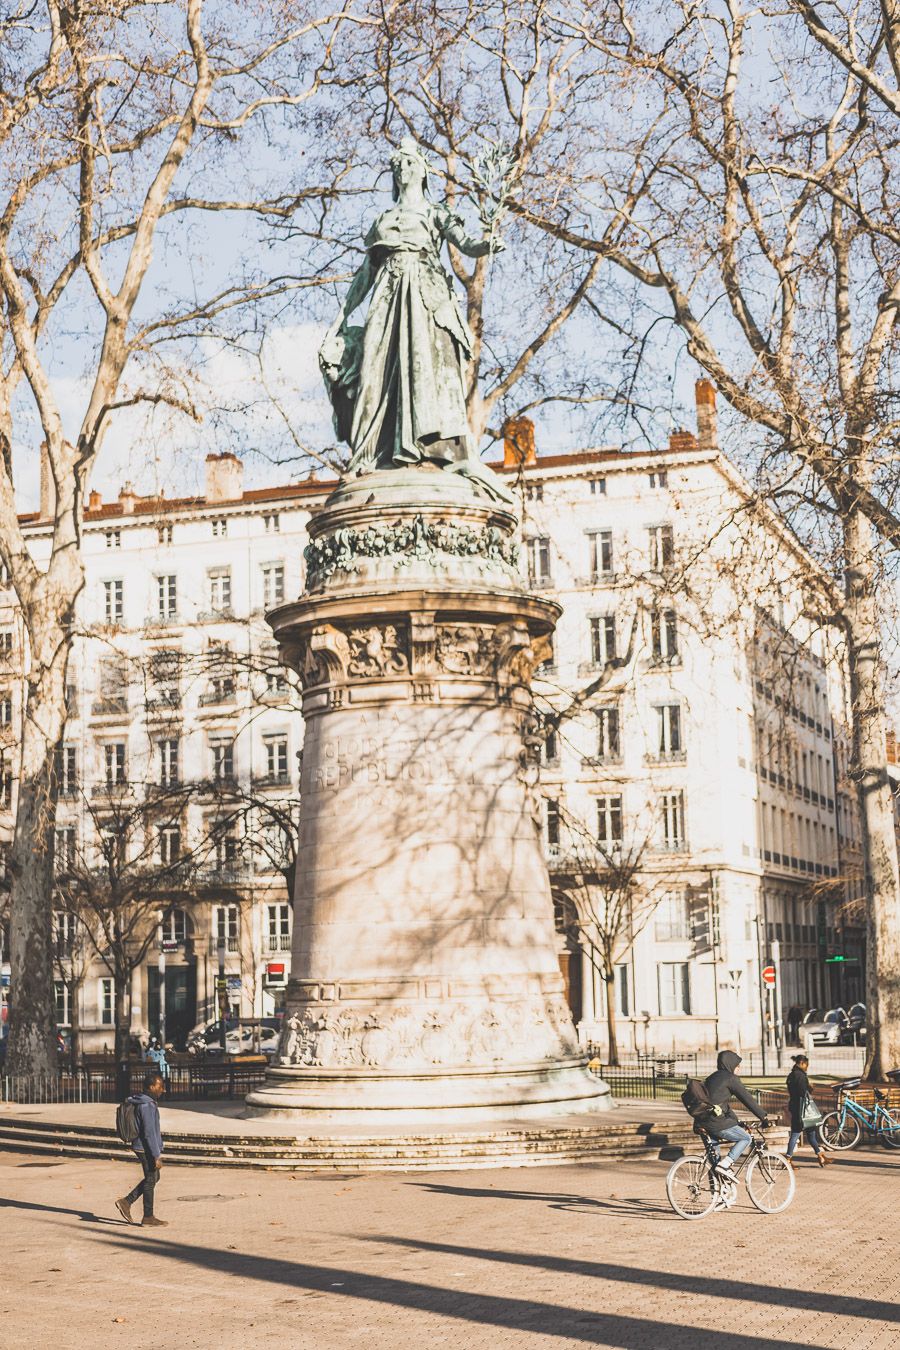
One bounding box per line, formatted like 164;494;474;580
0;1100;697;1172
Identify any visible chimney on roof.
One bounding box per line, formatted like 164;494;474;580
502;416;536;468
205;452;244;503
119;481;137;515
695;378;718;450
39;442;56;521
87;489;102;512
668;428;698;452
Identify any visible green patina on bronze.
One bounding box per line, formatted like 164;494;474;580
319;138;513;506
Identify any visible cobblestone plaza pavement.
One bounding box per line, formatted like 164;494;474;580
1;1143;897;1350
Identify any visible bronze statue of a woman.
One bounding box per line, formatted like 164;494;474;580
319;138;512;503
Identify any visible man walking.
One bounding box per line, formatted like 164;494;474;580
116;1072;168;1228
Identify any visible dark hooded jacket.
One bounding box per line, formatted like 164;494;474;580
701;1050;767;1138
786;1062;812;1133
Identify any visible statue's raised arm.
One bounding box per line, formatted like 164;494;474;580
318;137;513;505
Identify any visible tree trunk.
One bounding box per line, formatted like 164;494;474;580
604;972;620;1067
843;510;900;1080
5;634;70;1078
114;967;131;1066
69;974;81;1070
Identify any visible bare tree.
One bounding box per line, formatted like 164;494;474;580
0;1;353;1075
485;0;900;1078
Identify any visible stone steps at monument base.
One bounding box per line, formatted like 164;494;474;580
0;1117;695;1170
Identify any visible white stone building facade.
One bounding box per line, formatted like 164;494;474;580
0;387;864;1055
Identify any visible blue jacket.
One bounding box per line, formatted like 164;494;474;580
129;1092;164;1160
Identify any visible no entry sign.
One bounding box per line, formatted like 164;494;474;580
762;964;776;987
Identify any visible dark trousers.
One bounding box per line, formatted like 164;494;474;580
125;1152;158;1217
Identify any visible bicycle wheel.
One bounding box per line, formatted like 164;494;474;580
819;1110;861;1150
745;1151;795;1214
666;1155;718;1219
878;1107;900;1148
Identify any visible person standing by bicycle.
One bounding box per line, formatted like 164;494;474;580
785;1054;829;1167
702;1050;770;1176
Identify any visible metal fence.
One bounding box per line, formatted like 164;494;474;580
1;1060;269;1105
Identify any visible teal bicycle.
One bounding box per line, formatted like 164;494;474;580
819;1077;900;1150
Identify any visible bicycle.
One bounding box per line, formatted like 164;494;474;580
819;1078;900;1151
665;1121;795;1220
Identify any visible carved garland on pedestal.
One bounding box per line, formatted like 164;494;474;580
276;995;579;1071
304;514;520;588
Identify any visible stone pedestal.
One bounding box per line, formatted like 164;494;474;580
246;469;611;1122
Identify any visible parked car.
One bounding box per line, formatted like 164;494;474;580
187;1017;281;1060
800;1007;849;1045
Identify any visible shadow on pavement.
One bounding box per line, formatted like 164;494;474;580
0;1196;118;1225
363;1234;900;1327
410;1181;675;1219
87;1233;832;1350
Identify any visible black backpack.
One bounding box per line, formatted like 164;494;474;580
681;1078;723;1122
115;1097;139;1145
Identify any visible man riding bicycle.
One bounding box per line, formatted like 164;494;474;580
701;1050;770;1175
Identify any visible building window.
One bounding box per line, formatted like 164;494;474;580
0;630;12;655
616;963;630;1017
104;742;126;787
159;824;181;865
105;528;121;549
100;977;114;1025
214;903;239;952
0;759;12;807
211;738;235;782
589;615;616;666
158;738;180;787
587;530;613;580
589;477;606;496
542;722;559;764
265;666;289;695
262;562;285;609
156;574;177;620
658;961;691;1015
649;470;668;489
660;791;686;851
162;908;187;945
263;512;280;534
206;643;235;702
651;608;679;662
103;579;124;624
54;980;71;1027
157;523;173;546
208;567;232;615
648;524;675;570
596;794;623;851
655;890;690;941
596;705;621;761
98;657;128;712
545;798;561;849
265;736;289;783
655;704;683;758
54;826;77;872
53;909;77;958
211;517;227;537
56;745;77;796
267;903;291;952
0;694;11;726
149;649;181;708
526;536;552;584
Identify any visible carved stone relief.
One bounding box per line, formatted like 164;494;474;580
434;623;495;675
304;513;520;588
277;995;579;1070
347;625;410;677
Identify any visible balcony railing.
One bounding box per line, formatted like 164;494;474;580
91;779;129;797
265;933;292;953
251;772;291;789
197;609;235;623
91;697;128;716
198;686;237;706
146;693;182;715
208;935;240;954
646;748;687;764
